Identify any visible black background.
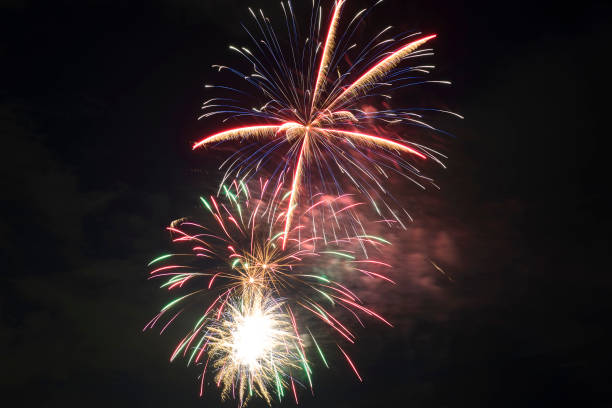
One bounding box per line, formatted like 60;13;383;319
2;0;610;406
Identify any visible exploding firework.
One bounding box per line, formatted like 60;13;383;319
193;0;459;247
145;181;394;403
203;291;300;405
146;0;457;404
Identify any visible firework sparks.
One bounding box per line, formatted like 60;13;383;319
193;0;457;246
146;0;456;404
146;181;394;403
205;291;300;405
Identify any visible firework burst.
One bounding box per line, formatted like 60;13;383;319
193;0;459;246
145;181;394;403
204;291;300;405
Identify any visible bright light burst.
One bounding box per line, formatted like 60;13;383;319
193;0;459;247
230;306;275;370
145;181;394;404
205;291;299;405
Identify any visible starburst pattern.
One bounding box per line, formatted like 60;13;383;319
193;0;458;247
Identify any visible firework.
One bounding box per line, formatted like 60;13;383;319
146;0;457;403
145;181;394;403
203;291;300;405
193;0;459;246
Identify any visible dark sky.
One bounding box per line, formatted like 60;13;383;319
2;0;610;406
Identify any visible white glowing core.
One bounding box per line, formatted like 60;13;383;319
231;312;273;369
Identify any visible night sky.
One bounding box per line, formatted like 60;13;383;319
2;0;610;406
